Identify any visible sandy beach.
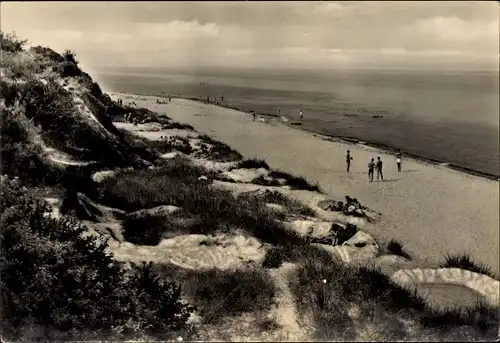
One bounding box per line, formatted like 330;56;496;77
115;93;500;275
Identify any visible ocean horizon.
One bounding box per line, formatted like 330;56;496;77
96;66;500;178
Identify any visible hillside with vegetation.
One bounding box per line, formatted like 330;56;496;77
1;32;498;342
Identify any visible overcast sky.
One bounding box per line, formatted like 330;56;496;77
2;1;499;71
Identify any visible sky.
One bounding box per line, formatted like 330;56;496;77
2;1;499;71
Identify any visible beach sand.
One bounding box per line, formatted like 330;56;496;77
114;93;500;275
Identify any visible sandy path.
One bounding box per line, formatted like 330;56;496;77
112;94;500;275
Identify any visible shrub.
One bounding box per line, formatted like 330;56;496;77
440;253;495;279
59;49;81;77
16;78;132;167
0;178;193;341
0;31;27;53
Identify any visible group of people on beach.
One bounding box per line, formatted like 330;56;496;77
346;149;402;182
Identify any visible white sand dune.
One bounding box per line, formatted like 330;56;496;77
112;93;499;276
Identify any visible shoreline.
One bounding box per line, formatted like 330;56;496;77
120;92;499;182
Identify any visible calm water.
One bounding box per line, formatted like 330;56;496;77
96;67;500;177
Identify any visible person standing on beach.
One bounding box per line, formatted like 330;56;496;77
368;158;375;182
277;108;280;117
299;109;304;122
346;150;353;173
376;156;384;181
396;149;402;172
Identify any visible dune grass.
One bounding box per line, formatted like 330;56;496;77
158;265;276;324
197;134;243;162
238;190;315;218
234;158;270;170
251;169;323;193
440;252;495;279
96;158;330;267
289;256;499;341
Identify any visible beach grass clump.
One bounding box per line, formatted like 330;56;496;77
161;121;195;131
122;215;180;246
251;169;323;193
186;268;276;323
439;252;495;279
386;239;412;260
289;255;499;340
158;265;276;324
197;134;243;162
1;178;193;341
269;170;323;192
238;189;315;218
234;158;270;170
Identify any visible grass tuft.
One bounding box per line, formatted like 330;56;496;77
440;252;495;279
386;239;412;260
235;158;270;170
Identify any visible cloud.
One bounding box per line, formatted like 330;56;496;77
136;20;220;40
411;16;498;43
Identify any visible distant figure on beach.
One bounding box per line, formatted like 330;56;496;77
346;150;353;173
376;157;384;181
368;158;375;182
252;111;256;121
221;95;224;103
277;108;280;116
168;95;172;103
299;109;303;122
206;96;210;104
396;149;402;172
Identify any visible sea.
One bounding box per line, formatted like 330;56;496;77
95;66;500;178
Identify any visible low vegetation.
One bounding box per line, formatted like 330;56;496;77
0;178;193;341
440;253;496;279
234;158;270;170
197;134;243;162
290;256;499;341
253;170;323;193
238;189;315;218
179;268;276;324
386;238;412;260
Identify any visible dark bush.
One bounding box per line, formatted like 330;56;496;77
0;31;27;53
268;170;323;192
235;159;270;170
0;178;193;341
387;239;412;260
